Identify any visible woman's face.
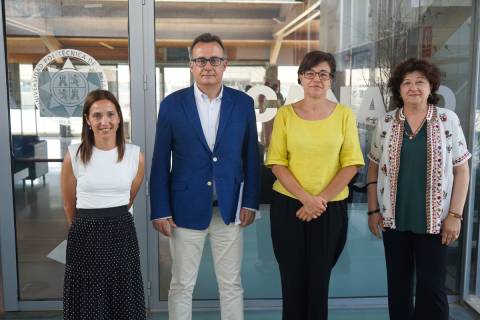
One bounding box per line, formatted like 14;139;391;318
399;71;432;108
86;99;120;142
299;61;332;99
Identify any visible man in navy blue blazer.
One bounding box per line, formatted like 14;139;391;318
150;33;260;320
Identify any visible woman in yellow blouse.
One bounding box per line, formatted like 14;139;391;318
266;51;364;320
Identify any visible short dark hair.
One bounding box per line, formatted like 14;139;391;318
190;33;225;56
388;58;441;108
297;51;336;84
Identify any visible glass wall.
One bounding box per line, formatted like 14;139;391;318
154;0;477;301
4;0;129;300
320;0;477;296
469;77;480;298
469;2;480;298
154;0;320;300
1;0;479;309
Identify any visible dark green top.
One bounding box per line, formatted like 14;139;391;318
395;121;427;234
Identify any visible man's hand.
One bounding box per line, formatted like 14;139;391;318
152;218;177;237
239;208;256;227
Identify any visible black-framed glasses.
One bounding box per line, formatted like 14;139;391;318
190;56;225;67
302;71;333;81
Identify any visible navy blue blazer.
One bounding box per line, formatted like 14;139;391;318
149;85;260;230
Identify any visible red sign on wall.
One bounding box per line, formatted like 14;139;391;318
422;26;433;58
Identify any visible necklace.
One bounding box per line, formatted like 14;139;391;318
404;116;426;140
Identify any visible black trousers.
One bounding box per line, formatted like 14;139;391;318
383;228;449;320
270;191;348;320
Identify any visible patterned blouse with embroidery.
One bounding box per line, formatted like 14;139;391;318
367;105;471;234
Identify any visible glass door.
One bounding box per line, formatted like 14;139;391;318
2;0;132;307
150;0;480;309
150;0;386;308
2;0;478;312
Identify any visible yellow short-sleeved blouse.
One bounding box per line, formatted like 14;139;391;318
265;103;365;201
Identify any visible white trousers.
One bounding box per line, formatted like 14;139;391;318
168;210;244;320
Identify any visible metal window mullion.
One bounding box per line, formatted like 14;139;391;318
128;0;152;309
141;0;162;310
461;0;480;301
471;0;480;299
0;1;20;311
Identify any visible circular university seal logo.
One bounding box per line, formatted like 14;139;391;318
32;49;108;117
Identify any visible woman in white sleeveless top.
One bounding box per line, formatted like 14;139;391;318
61;89;146;319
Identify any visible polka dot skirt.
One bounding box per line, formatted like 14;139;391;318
63;210;146;320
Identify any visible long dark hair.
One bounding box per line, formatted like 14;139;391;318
76;89;125;164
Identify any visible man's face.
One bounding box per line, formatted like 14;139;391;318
190;41;227;87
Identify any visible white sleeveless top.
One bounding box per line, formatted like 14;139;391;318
68;143;140;209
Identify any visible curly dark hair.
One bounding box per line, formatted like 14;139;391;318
388;58;441;108
297;51;336;84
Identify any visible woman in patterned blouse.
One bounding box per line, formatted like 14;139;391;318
367;59;471;320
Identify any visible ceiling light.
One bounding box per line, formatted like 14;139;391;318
99;42;115;50
155;0;301;4
84;4;103;9
6;18;45;34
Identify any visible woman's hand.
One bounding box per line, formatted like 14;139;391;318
441;215;461;246
296;207;312;221
442;162;469;246
297;195;327;221
368;213;384;239
296;195;327;221
301;194;327;215
61;152;77;225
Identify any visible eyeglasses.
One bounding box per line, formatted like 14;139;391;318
190;56;225;67
302;71;333;81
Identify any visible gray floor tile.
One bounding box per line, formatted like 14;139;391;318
0;304;477;320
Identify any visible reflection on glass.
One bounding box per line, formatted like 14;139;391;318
153;0;475;301
6;0;129;300
469;74;480;295
164;68;190;98
155;0;316;299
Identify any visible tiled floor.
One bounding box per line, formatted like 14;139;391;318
0;304;478;320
